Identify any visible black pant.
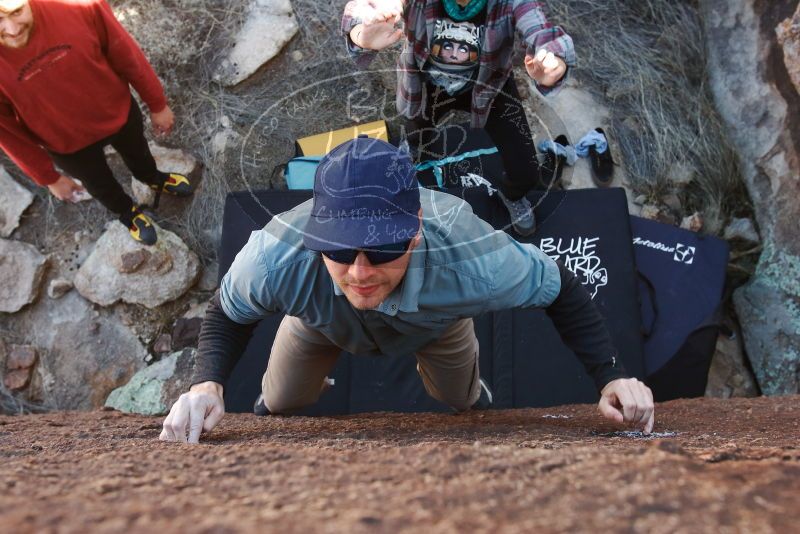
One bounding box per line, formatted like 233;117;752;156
49;98;165;218
406;75;540;200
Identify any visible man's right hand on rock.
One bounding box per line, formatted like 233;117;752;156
160;381;225;444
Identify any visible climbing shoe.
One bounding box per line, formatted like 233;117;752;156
471;378;494;410
150;173;193;197
121;205;157;246
497;190;536;236
589;128;614;188
253;393;270;416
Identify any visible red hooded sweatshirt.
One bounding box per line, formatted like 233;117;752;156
0;0;167;186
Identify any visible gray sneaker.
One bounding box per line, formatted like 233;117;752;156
497;191;536;236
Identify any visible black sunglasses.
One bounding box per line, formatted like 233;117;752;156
321;240;412;265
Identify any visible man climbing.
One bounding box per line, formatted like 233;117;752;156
0;0;193;245
160;137;654;444
341;0;574;235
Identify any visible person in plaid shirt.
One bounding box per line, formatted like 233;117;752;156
341;0;575;236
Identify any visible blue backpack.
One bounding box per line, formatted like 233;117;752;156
285;156;323;190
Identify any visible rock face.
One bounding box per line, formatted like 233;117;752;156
0;167;34;238
214;0;299;86
27;291;147;409
0;239;48;313
105;348;196;415
705;325;759;398
776;3;800;96
702;0;800;395
74;223;200;309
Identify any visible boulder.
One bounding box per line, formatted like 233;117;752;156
214;0;299;86
0;239;48;313
28;291;147;409
0;166;34;238
74;223;200;309
701;0;800;394
105;348;196;416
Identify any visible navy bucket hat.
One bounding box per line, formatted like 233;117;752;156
303;136;421;252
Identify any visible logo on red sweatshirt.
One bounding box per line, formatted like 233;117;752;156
18;45;72;82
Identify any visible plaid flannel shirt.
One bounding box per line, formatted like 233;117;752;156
341;0;576;128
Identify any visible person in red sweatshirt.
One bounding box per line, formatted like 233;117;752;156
0;0;193;245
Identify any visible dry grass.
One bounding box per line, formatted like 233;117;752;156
546;0;751;232
0;385;46;415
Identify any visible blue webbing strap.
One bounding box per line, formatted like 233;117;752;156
415;147;499;187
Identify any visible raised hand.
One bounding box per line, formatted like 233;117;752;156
524;48;567;87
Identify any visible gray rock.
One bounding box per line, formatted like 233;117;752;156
131;179;156;207
640;205;661;221
723;217;760;245
705;325;759;398
74;223;200;309
197;262;219;291
2;344;37;393
28;291;147;409
661;193;682;212
670;162;695;185
6;345;37;370
153;333;172;354
182;300;209;320
47;279;73;299
4;368;32;391
172;317;202;350
214;0;299;86
0;239;48;313
105;348;196;415
733;244;800;395
680;213;704;233
702;0;800;394
0;166;34;238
